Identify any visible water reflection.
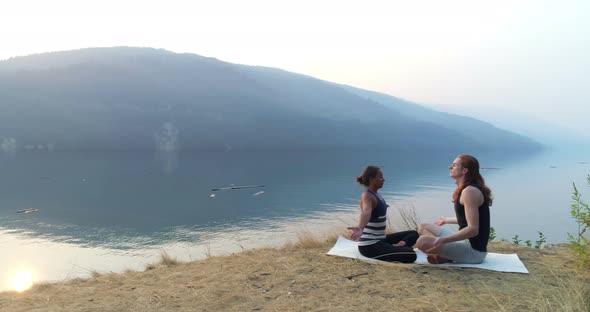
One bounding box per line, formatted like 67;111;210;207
1;137;17;157
0;211;359;291
0;149;462;239
1;147;586;291
155;150;178;174
10;270;33;292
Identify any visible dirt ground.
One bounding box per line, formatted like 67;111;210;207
1;238;588;312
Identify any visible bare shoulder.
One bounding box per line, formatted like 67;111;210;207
463;185;483;195
462;186;484;204
361;191;374;201
360;191;376;210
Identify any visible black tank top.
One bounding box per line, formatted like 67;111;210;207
454;184;490;252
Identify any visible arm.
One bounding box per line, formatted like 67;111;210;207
347;192;374;241
428;187;483;250
434;216;458;226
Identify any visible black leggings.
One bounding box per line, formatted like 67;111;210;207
358;230;418;263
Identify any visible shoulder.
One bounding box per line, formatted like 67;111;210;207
461;186;484;204
463;185;483;195
361;191;376;201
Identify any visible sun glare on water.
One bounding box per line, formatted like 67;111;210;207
11;270;33;292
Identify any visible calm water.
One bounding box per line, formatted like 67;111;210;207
0;147;588;291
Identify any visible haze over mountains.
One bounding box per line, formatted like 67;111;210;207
424;104;588;146
0;47;540;152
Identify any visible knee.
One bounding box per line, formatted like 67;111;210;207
418;223;429;234
414;236;425;250
415;236;432;252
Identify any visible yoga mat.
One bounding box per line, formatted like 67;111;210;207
327;236;529;273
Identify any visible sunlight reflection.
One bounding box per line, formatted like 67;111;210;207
11;270;33;292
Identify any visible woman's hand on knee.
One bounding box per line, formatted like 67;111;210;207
426;237;445;253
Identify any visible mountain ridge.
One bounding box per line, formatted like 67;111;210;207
0;47;541;152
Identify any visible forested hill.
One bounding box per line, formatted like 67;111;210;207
0;47;540;152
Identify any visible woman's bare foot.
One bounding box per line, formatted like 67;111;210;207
392;241;406;247
427;255;453;264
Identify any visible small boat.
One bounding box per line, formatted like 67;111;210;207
17;208;39;214
211;185;265;191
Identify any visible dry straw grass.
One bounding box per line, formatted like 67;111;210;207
396;203;421;232
286;229;341;249
159;251;180;266
145;251;180;271
529;269;590;312
1;229;589;311
385;201;421;234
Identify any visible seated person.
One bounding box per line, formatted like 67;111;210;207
415;155;492;264
348;166;418;263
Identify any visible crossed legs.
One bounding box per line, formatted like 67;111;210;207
415;223;453;264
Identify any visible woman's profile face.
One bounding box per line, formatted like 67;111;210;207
370;170;385;189
449;157;466;179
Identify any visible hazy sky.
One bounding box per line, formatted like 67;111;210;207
1;0;589;133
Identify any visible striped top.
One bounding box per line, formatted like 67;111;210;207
358;189;388;246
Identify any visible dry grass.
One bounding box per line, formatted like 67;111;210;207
1;235;589;312
90;270;101;279
385;202;420;234
286;230;341;249
145;251;180;271
159;251;180;266
396;203;421;232
529;269;590;312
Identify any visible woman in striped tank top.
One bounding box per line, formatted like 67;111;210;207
347;166;418;263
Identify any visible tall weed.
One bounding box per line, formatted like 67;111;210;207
569;174;590;268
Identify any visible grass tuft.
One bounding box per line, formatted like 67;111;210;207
397;203;420;231
90;270;102;279
159;251;179;266
285;230;340;249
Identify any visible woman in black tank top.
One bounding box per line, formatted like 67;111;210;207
415;155;492;264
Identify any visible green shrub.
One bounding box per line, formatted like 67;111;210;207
489;227;496;241
512;235;521;245
534;231;546;249
568;174;590;267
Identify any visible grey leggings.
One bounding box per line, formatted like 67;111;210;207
438;227;487;264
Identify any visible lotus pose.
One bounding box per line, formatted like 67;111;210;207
348;166;418;263
415;155;492;264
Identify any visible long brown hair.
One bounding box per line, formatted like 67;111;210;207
452;155;493;206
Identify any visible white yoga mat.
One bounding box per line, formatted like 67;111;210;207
327;236;529;273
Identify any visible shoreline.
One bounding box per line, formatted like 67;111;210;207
0;219;354;292
0;204;581;294
1;236;588;311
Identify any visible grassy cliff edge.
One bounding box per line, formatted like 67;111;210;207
1;234;588;312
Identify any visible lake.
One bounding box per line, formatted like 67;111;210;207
0;146;588;291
